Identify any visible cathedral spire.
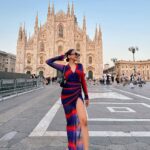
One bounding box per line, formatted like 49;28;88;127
35;13;38;26
25;31;27;43
34;12;39;34
98;25;102;41
18;24;23;40
99;25;102;37
23;22;25;34
99;25;101;33
94;24;98;41
83;15;86;31
23;23;27;43
71;2;74;16
52;2;55;15
67;2;70;16
47;2;51;18
28;32;30;40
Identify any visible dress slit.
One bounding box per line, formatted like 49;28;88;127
64;96;84;150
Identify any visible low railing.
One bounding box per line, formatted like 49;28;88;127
0;78;44;100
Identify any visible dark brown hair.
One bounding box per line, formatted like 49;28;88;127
65;49;75;62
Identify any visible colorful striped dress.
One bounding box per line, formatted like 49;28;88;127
46;55;89;150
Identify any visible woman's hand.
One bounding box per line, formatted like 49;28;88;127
85;99;89;107
60;54;66;60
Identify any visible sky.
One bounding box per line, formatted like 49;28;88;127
0;0;150;65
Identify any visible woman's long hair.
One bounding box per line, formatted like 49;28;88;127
65;49;75;62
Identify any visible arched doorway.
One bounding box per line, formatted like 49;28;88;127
39;71;44;77
88;71;93;79
26;71;31;75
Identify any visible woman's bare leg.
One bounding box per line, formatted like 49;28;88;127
76;98;89;150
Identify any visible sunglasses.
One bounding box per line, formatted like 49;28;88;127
70;52;80;57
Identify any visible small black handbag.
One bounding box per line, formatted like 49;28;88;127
58;65;66;87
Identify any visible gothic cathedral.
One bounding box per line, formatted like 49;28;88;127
15;3;103;79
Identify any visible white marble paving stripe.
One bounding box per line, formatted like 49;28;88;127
141;103;150;108
90;102;150;109
0;131;17;141
88;118;150;122
112;88;150;101
88;92;132;100
90;102;142;105
29;99;61;137
44;131;150;137
107;107;136;113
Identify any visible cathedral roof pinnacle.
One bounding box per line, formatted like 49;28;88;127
23;22;26;32
52;2;55;15
83;15;86;30
19;23;22;32
34;12;39;34
47;2;51;17
67;2;70;16
71;2;74;16
94;24;98;41
99;25;101;33
35;12;38;26
18;24;23;40
98;24;102;41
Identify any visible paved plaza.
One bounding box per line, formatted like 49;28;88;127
0;83;150;150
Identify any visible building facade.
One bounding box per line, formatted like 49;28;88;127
103;66;115;76
0;50;16;72
115;60;150;81
15;3;103;79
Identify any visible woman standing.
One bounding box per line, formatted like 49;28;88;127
46;49;89;150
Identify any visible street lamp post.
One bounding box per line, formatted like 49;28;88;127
128;46;138;75
111;58;117;64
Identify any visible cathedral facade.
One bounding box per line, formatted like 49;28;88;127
15;3;103;79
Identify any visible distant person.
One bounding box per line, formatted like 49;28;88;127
115;74;120;84
111;75;114;83
129;73;134;88
106;74;110;85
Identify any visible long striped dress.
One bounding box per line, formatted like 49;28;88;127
46;55;89;150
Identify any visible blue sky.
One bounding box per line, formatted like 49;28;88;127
0;0;150;65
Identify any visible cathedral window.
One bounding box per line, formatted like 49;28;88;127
27;56;31;64
40;41;45;51
76;43;80;52
58;46;63;55
40;56;44;64
26;71;31;74
89;56;92;64
58;24;63;38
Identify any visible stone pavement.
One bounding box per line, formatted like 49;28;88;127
0;83;150;150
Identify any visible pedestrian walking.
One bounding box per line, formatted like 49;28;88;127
115;74;120;85
129;74;135;89
106;74;110;85
111;75;114;83
137;73;143;87
46;49;90;150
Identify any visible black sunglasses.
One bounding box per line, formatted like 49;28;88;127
70;52;80;56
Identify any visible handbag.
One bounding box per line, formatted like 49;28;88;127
58;65;66;87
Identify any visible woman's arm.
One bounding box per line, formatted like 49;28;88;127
46;55;65;72
80;64;89;100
